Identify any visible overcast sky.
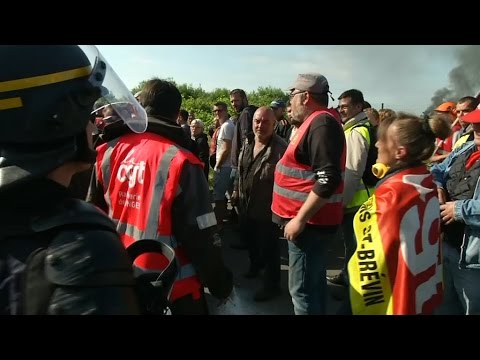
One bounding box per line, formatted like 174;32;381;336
96;45;475;115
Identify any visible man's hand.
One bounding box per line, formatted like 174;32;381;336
440;201;456;225
284;216;306;242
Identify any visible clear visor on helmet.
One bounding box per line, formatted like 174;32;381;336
79;45;147;134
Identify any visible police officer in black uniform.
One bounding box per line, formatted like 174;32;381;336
0;45;146;315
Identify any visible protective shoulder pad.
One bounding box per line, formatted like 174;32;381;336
44;227;135;287
31;198;116;233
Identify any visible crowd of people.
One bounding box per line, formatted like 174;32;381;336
1;45;479;315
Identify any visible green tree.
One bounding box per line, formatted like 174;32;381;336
247;86;288;108
131;77;177;95
130;80;289;129
178;83;207;99
131;80;148;96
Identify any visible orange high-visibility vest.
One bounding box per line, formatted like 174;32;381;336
272;109;346;226
96;132;203;301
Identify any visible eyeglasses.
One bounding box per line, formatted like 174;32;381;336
289;90;307;99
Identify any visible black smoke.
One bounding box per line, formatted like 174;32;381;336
424;45;480;116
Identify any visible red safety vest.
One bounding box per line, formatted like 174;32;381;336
96;132;203;301
349;165;443;315
272;109;346;226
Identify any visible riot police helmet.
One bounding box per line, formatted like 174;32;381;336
0;45;147;188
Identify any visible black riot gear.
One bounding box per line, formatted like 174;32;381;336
0;45;147;190
0;45;103;144
0;46;149;315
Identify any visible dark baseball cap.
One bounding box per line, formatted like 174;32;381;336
270;99;286;109
290;73;329;94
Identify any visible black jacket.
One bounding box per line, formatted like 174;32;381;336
231;105;258;168
0;178;140;315
237;134;287;222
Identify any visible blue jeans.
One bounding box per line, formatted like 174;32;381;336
213;166;232;201
435;241;480;315
288;226;330;315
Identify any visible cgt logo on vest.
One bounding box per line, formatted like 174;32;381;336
116;149;146;188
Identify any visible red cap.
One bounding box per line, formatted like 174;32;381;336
461;108;480;123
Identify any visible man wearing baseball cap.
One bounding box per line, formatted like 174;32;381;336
431;108;480;315
271;73;346;315
270;99;286;108
270;99;291;141
452;96;480;150
431;101;460;163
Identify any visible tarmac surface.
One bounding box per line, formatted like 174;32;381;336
205;214;348;315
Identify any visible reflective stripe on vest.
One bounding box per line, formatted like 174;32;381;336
344;124;371;209
96;132;204;301
114;219;197;283
272;109;345;226
273;181;344;203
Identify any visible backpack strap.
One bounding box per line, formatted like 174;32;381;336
126;240;177;315
23;248;55;315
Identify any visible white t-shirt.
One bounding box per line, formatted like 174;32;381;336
216;119;234;168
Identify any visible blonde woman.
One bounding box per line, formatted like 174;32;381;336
348;113;451;315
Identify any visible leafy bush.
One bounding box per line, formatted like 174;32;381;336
131;79;289;129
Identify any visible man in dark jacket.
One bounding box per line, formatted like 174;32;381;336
232;107;287;301
229;89;258;248
230;89;258;175
271;99;292;141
